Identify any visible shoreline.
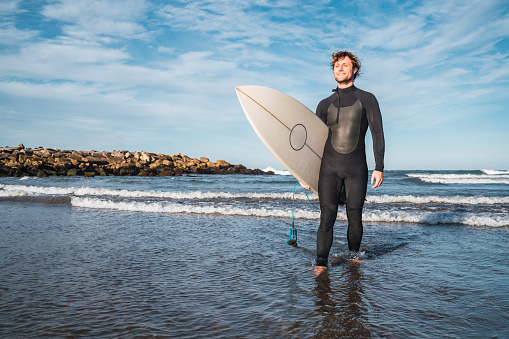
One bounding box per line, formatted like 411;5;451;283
0;144;273;177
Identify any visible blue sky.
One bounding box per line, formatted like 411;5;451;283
1;0;508;170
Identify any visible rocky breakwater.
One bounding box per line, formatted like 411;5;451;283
0;144;273;177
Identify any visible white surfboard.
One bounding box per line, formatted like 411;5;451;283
235;86;328;195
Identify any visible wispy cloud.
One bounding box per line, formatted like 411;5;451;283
41;0;149;42
0;0;22;15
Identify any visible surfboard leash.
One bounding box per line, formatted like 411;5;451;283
287;182;320;246
287;182;299;246
305;188;320;210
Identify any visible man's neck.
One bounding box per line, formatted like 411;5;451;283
337;81;354;89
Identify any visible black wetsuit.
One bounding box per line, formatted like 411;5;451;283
315;85;384;266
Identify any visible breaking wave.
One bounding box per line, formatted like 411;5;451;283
2;184;508;205
263;166;291;176
480;169;509;175
71;197;509;227
406;173;509;184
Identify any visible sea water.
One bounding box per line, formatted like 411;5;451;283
1;170;508;337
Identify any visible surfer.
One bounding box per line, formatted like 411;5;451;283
307;51;385;276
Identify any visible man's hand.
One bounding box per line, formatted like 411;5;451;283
299;182;311;190
371;170;383;188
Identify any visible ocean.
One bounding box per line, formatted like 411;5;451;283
1;169;508;338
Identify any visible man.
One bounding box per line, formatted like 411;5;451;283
310;51;385;275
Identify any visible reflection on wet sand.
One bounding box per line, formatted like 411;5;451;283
313;262;371;338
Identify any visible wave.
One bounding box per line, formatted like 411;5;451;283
366;195;509;205
2;184;508;205
0;184;309;200
0;184;76;196
361;210;508;228
19;176;38;181
480;169;509;175
71;197;297;218
263;166;291;176
406;173;509;184
71;197;509;227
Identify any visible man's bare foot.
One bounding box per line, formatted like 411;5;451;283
312;266;327;276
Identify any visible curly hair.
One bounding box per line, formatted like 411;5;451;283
330;51;361;80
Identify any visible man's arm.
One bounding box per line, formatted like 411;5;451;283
366;93;385;175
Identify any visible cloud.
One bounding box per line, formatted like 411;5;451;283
0;0;21;15
157;46;175;54
0;1;39;44
0;22;39;44
156;0;326;48
41;0;149;42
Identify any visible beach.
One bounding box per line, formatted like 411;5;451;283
1;171;508;337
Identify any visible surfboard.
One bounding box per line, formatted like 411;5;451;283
235;86;328;195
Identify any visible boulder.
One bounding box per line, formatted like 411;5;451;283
216;160;230;168
0;145;271;177
140;151;152;163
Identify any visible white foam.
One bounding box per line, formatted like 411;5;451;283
0;190;30;197
0;184;317;200
70;197;509;227
406;173;509;184
3;184;508;205
481;169;509;175
263;166;291;176
361;210;509;227
366;194;509;205
71;197;298;219
1;184;75;195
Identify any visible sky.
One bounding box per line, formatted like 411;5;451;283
1;0;508;170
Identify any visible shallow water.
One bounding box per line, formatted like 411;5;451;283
1;198;508;338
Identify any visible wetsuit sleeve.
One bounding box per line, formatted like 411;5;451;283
365;94;385;172
315;99;328;125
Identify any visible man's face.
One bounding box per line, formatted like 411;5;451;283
333;57;357;84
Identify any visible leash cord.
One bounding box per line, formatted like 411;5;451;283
292;181;320;224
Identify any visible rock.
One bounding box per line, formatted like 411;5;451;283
67;168;83;176
39;149;52;157
37;171;48;178
185;159;200;167
138;169;151;176
85;156;108;165
216;160;230;168
0;145;272;177
159;169;175;176
119;164;139;176
111;150;124;158
140;151;152;163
